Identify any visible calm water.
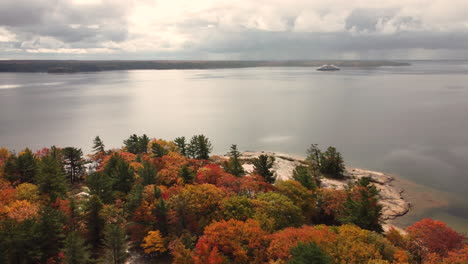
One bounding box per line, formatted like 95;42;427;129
1;61;468;232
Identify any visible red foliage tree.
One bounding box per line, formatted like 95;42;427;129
406;218;466;259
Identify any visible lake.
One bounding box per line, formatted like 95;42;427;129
1;61;467;232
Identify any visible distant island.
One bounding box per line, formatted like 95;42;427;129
0;60;410;73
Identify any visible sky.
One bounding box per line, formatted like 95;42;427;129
1;0;468;60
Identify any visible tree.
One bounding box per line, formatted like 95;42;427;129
179;165;195;184
225;144;244;177
123;134;149;154
187;135;212;160
306;144;322;177
141;230;166;254
86;171;113;203
105;154;134;194
63;231;90;264
86;195;104;250
152;142;168;158
101;224;128;264
340;177;383;233
125;183;144;215
253;192;304;232
92;136;105;155
252;154;276;184
36;154;68;201
139;160;158;186
292;165;317;190
4;148;38;183
406;218;465;261
276;180;316;223
174;137;187;156
320;146;345;179
62;147;85;184
221;195;254;221
192;219;269;264
288;242;332;264
35;206;67;263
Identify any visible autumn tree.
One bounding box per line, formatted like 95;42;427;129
193;219;269;264
288;242;332;264
276;180;316;223
225;144;244;177
62;147;86;183
406;218;465;261
221;195;254;221
253;192;304;232
101;224;128;264
252;154;276;184
141;230;166;255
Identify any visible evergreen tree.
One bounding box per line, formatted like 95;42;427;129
123;134;140;154
101;224;128;264
36;154;68;201
306;144;322;177
125;183;144;215
123;134;150;154
62;147;85;183
16;148;38;183
86;171;113;203
340;177;383;233
109;158;134;194
187;135;212;160
63;231;90;264
86;196;105;251
252;154;276;184
151;142;168;157
92;136;105;155
179;165;195;184
288;242;332;264
225;144;244;177
36;206;66;263
139;160;158;186
292;165;317;190
174;136;187;156
319;146;345;179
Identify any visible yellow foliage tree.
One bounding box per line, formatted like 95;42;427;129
141;230;167;254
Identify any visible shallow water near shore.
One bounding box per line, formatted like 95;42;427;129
1;60;467;232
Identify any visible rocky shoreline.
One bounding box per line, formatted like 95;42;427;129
218;151;411;230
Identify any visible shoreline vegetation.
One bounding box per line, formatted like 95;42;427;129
0;134;466;264
0;60;410;73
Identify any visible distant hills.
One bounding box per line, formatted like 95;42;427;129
0;60;410;73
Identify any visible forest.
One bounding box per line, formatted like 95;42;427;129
0;134;466;264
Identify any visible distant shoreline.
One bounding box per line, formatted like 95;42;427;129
0;60;410;73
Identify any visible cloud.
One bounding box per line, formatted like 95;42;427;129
1;0;468;59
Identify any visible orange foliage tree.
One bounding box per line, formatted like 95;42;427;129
192;219;269;264
141;230;166;254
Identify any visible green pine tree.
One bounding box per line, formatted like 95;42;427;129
288;242;332;264
225;144;244;177
63;231;90;264
101;224;128;264
252;154;276;184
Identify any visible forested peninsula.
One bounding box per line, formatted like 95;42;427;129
0;60;410;73
0;134;466;264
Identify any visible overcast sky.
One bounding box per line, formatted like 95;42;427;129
1;0;468;60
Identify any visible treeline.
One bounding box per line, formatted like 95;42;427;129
0;60;410;73
0;135;465;264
